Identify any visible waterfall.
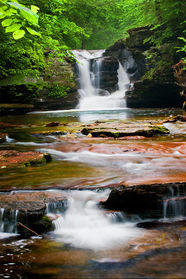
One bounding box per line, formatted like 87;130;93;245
52;190;142;250
163;186;186;220
72;50;130;110
72;50;104;98
0;208;19;236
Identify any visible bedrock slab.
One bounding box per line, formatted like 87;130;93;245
0;191;67;234
81;121;169;137
0;150;52;168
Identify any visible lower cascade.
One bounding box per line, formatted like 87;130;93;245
52;190;142;250
72;49;130;110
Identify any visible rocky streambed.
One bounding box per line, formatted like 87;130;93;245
0;109;186;278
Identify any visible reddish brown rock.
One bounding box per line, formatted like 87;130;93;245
0;133;7;143
46;122;60;127
0;150;52;168
163;115;186;123
0;121;20;128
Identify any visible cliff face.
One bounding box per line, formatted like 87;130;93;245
34;58;78;111
0;57;78;115
105;26;183;108
173;60;186;110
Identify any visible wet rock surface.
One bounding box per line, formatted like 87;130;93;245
126;80;182;108
0;122;20;128
105;26;183;108
0;150;52;168
0;111;186;278
94;56;119;92
102;182;186;218
0;191;67;235
0;133;7;143
81;121;169;137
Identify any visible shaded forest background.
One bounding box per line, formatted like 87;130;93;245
0;0;185;81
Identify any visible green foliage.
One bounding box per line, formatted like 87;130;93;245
47;83;70;98
131;0;186;57
64;0;140;49
0;0;185;100
0;0;40;39
177;37;186;63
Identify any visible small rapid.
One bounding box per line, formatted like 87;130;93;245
52;190;142;250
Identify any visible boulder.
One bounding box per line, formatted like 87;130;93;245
0;191;67;235
90;56;119;92
126;80;182;108
101;182;186;218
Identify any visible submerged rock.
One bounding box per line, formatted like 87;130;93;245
163;115;186;123
0;150;52;168
0;121;20;128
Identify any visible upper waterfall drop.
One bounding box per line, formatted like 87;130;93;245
72;49;130;110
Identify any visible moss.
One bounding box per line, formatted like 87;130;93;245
47;83;70;98
24;154;52;167
141;42;181;82
151;125;170;134
40;215;54;232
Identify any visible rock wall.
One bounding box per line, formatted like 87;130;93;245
105;26;183;108
92;56;119;92
74;54;119;93
0;57;78;115
34;58;78;110
173;60;186;110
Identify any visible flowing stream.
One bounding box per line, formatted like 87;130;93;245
0;48;186;278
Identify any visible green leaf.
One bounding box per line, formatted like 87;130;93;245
0;12;6;19
26;27;41;36
8;8;18;14
6;8;17;16
2;18;13;27
8;2;39;25
13;29;25;39
5;23;21;33
31;5;39;14
20;9;38;25
178;37;186;42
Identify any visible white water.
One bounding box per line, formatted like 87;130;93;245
53;190;142;250
72;50;104;99
72;50;130;110
163;186;185;220
0;208;19;234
